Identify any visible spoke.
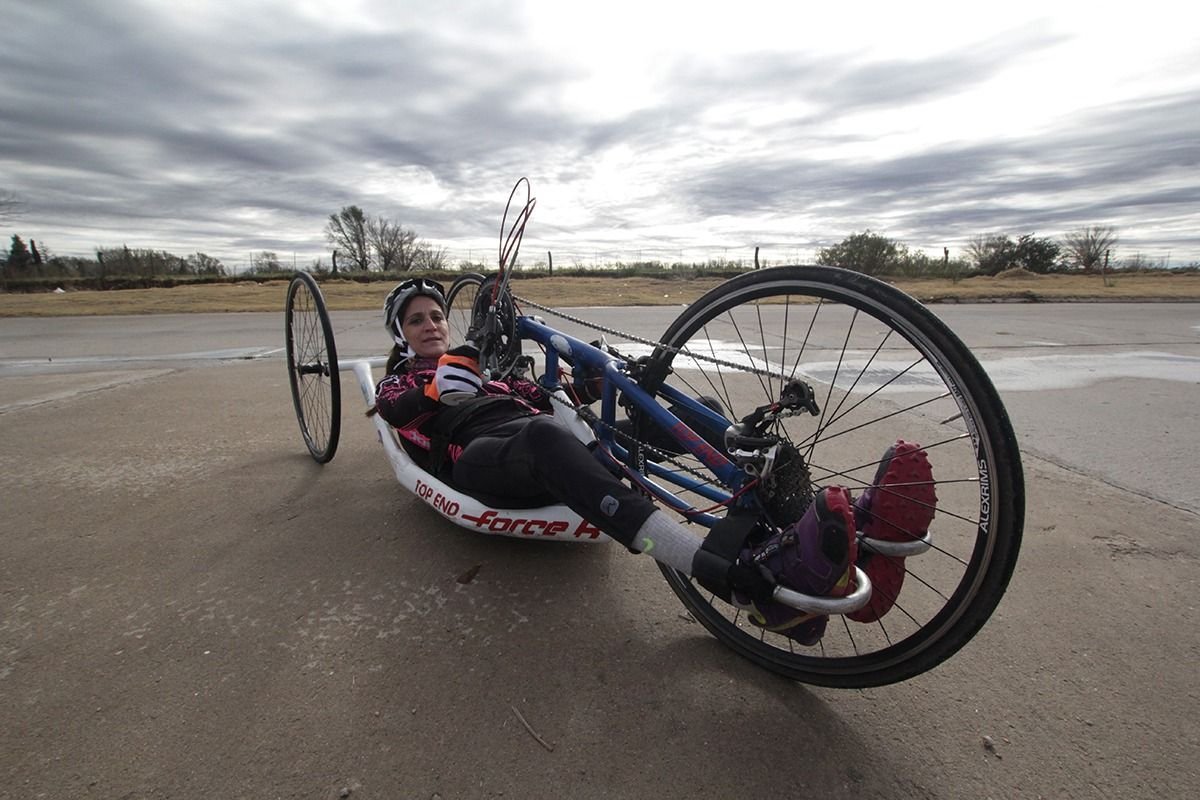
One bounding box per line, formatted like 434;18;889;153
786;297;823;383
756;302;772;402
874;615;894;647
805;392;952;448
904;564;957;599
838;614;860;656
815;357;928;437
805;308;858;463
728;310;772;400
821;329;894;426
886;596;924;627
778;298;791;402
808;432;972;486
674;326;734;415
703;329;735;413
301;377;326;446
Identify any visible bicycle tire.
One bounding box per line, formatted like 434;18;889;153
285;272;341;463
446;273;486;346
642;265;1023;687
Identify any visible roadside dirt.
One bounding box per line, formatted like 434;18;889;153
2;270;1199;316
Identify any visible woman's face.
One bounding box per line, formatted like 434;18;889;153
401;295;449;359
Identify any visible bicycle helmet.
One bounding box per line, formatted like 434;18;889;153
383;277;447;352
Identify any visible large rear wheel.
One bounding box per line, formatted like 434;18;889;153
285;272;341;463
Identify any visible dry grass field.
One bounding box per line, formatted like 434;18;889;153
2;269;1198;317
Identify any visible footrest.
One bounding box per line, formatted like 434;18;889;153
859;530;933;557
772;565;873;615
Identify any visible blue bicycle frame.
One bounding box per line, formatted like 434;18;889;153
516;315;751;529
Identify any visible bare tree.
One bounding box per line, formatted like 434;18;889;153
413;242;449;270
250;250;283;273
186;252;226;276
368;216;418;272
324;206;372;270
1062;226;1118;270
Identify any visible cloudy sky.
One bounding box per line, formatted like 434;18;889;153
3;0;1198;270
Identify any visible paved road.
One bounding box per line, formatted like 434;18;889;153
1;304;1199;798
5;302;1199;511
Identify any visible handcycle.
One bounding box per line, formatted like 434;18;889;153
284;181;1024;688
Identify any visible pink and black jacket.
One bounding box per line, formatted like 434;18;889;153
375;356;552;476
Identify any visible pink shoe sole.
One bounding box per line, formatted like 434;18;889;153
849;440;936;623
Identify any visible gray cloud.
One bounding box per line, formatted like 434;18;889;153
2;2;1197;267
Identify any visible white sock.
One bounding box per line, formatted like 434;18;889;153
633;510;703;574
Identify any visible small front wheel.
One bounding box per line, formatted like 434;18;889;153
285;272;341;463
446;273;486;345
447;273;522;373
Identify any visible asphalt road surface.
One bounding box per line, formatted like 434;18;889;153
2;303;1198;799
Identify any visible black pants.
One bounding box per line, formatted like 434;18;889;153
451;416;657;548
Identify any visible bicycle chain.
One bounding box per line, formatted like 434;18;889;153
507;292;820;509
511;293;789;381
508;293;759;493
542;386;721;490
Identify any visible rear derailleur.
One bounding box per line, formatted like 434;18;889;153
724;379;820;480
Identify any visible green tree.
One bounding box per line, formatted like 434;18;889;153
1062;226;1118;270
325;206;372;270
92;246;185;276
96;245;139;275
966;234;1018;275
816;231;904;276
44;255;90;278
6;234;32;275
1014;234;1061;273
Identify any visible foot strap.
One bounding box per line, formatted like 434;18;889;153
691;511;776;605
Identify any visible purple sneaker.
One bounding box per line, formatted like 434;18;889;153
735;486;858;646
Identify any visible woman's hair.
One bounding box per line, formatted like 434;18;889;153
385;344;407;375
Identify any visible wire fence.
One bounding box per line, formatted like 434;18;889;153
237;241;1195;276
